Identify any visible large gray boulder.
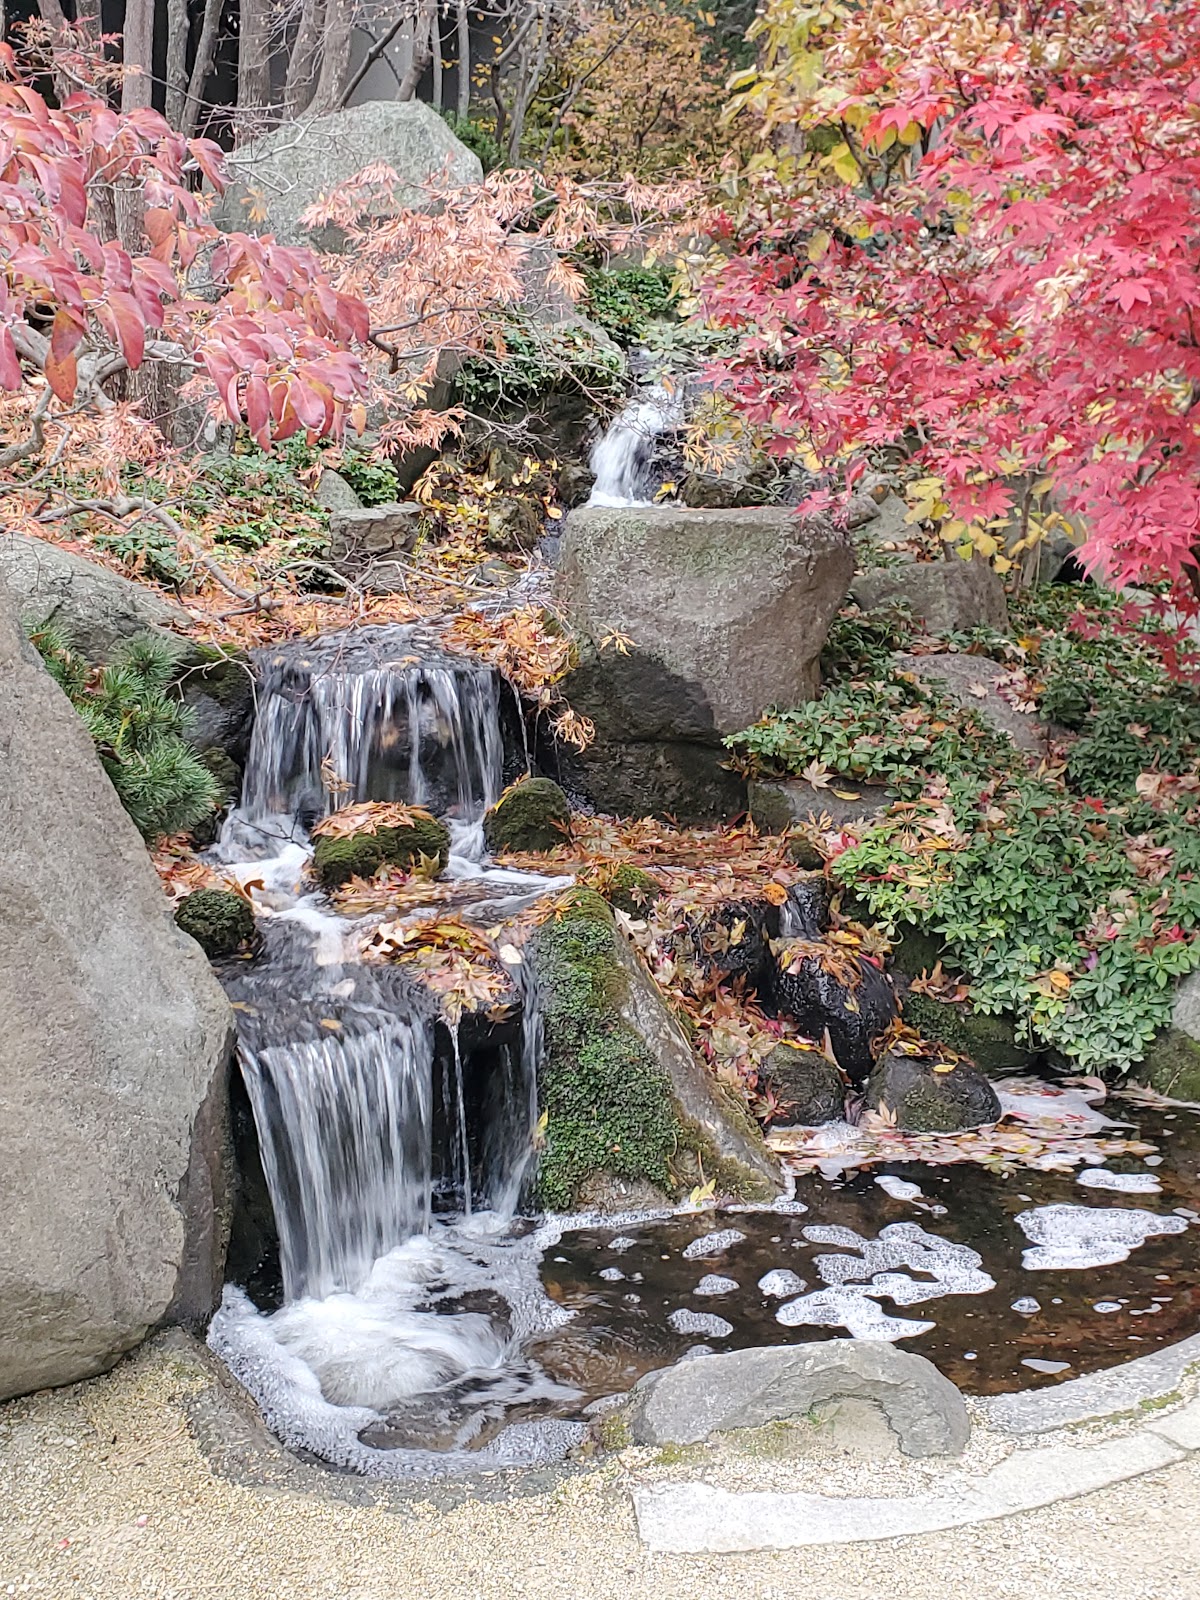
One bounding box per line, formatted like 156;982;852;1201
852;557;1008;635
556;507;853;820
0;532;190;662
625;1342;970;1457
0;589;234;1400
213;101;483;249
1139;968;1200;1100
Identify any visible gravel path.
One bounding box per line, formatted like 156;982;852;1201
1;1343;1197;1600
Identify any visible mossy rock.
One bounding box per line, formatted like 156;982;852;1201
603;864;661;918
761;1042;844;1125
1138;1030;1200;1101
311;813;450;889
484;778;571;854
197;746;241;808
890;927;948;981
901;993;1036;1074
865;1051;1000;1133
528;889;776;1210
175;888;255;958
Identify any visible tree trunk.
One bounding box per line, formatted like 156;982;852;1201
308;0;356;117
237;0;274;131
397;0;436;100
121;0;156;111
456;0;470;117
164;0;190;128
285;0;327;117
431;5;443;110
182;0;224;137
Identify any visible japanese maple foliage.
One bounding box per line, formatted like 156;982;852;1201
0;52;371;454
709;0;1200;588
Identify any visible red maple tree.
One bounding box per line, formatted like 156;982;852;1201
708;0;1200;589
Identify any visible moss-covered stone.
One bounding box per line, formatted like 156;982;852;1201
484;777;571;854
603;864;661;918
901;993;1036;1073
175;888;255;958
1138;1030;1200;1101
865;1050;1000;1132
197;746;241;808
310;813;450;889
761;1042;844;1125
890;927;948;981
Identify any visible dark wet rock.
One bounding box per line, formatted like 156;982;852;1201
483;777;571;854
527;890;778;1211
785;835;825;870
0;532;190;662
0;589;234;1400
1139;971;1200;1099
866;1050;1001;1132
773;951;897;1087
748;778;892;835
761;1043;845;1126
172;645;256;768
485;496;542;550
889;926;948;981
851;557;1008;635
310;812;450;889
901;993;1037;1075
686;898;773;991
625;1342;970;1458
175;890;256;959
781;877;832;940
557;462;596;508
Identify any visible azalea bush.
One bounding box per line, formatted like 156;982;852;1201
710;0;1200;590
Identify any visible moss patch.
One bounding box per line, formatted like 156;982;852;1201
530;890;710;1210
484;777;571;854
901;993;1036;1073
603;864;661;918
1139;1030;1200;1101
311;813;450;889
175;888;255;958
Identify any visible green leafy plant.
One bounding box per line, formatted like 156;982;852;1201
29;624;220;841
457;314;626;410
581;265;679;345
439;108;503;174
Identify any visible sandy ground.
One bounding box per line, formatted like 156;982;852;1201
1;1342;1198;1600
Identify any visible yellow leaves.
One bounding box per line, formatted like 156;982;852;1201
806;228;832;263
827;140;861;185
599;627;635;655
905;475;949;525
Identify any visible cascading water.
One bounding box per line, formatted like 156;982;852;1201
587;384;683;507
206;625;583;1477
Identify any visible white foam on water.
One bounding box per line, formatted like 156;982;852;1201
682;1229;747;1259
1021;1358;1071;1374
668;1310;734;1338
694;1275;739;1297
598;1267;625;1282
875;1175;924;1203
1016;1203;1189;1270
758;1270;806;1298
607;1236;638;1253
1011;1297;1041;1315
1076;1167;1162;1194
1093;1301;1123;1314
775;1287;935;1342
813;1222;995;1305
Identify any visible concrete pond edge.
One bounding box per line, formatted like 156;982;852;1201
634;1332;1200;1553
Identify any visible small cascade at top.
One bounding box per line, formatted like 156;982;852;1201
587;384;683;507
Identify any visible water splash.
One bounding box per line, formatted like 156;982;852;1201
587;385;682;507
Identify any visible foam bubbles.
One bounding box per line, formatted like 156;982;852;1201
694;1275;739;1296
682;1229;746;1259
758;1270;806;1298
875;1175;923;1203
1076;1167;1162;1195
1016;1203;1189;1270
776;1288;935;1342
668;1309;734;1337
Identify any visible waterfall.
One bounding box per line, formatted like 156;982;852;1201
587;385;682;507
225;625;504;860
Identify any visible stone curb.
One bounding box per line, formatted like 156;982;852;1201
633;1338;1200;1553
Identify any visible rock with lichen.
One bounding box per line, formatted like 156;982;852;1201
602;864;661;918
865;1050;1000;1132
483;777;571;854
174;888;256;958
310;812;450;889
761;1042;845;1126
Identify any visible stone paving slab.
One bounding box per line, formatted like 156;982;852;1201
982;1332;1200;1435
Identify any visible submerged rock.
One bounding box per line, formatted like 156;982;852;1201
0;590;234;1400
865;1050;1001;1132
761;1043;845;1126
527;890;778;1211
175;889;256;958
624;1342;970;1458
773;951;897;1087
483;777;571;854
311;812;450;888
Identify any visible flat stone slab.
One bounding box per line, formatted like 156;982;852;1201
634;1428;1185;1552
983;1330;1200;1435
625;1341;969;1458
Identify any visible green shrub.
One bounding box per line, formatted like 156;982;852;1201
29;625;220;841
439;109;503;173
581;266;679;345
457;315;625;410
